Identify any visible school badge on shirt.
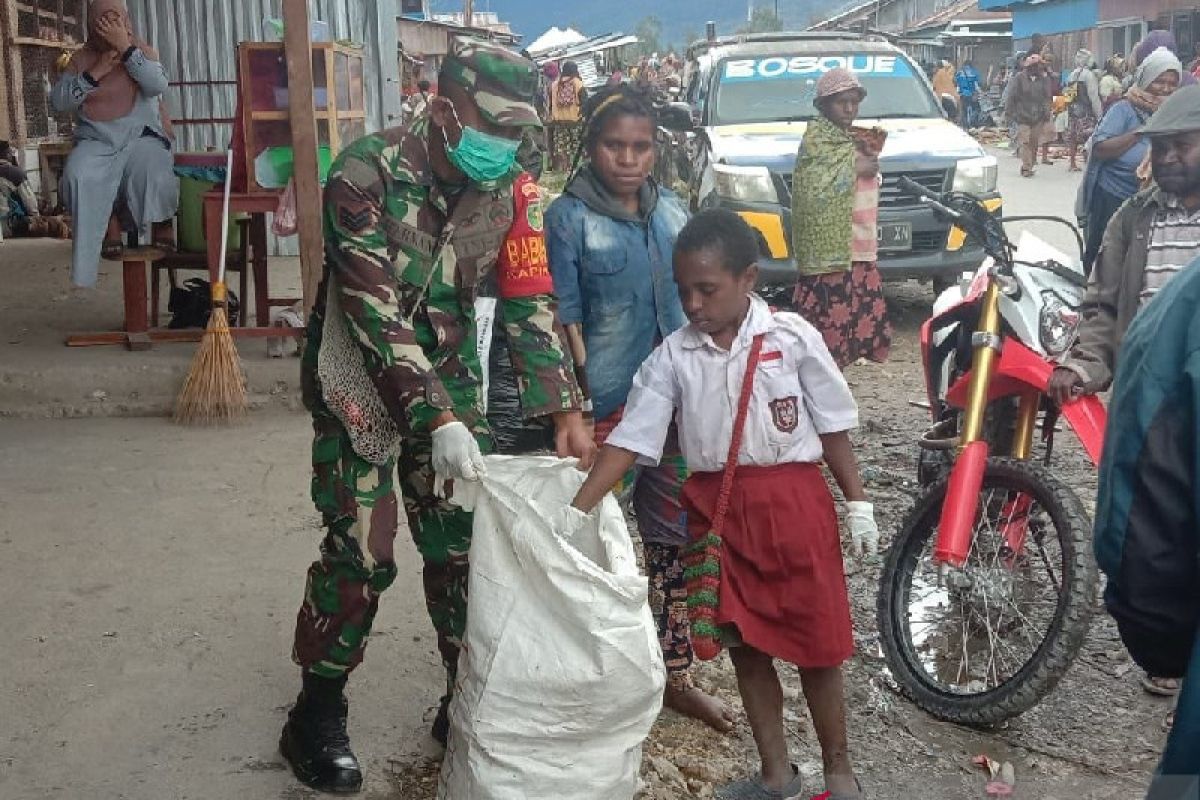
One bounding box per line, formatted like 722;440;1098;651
769;396;799;433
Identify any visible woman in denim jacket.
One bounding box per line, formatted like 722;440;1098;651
546;86;735;731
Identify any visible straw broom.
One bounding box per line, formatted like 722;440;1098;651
174;149;247;424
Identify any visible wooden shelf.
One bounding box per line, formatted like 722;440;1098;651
15;2;77;25
249;110;334;121
10;35;80;49
238;41;365;192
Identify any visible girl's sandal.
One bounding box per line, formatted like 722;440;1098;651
101;240;124;260
1142;674;1181;697
715;766;804;800
813;778;866;800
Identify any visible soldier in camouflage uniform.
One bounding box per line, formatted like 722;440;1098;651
280;37;594;794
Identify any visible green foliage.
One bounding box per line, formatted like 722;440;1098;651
738;6;784;34
634;15;663;56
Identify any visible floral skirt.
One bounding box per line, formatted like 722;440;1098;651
793;260;892;369
1068;113;1096;144
548;122;584;168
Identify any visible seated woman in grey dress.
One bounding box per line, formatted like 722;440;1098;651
51;0;178;287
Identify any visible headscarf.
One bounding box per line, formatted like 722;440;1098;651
542;61;559;81
1132;30;1178;67
69;0;157;122
1125;47;1182;117
1074;49;1093;69
1135;46;1182;89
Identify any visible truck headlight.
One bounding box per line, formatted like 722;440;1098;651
712;164;777;203
952;156;998;194
1038;290;1081;356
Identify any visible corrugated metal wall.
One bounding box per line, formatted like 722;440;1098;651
123;0;400;153
115;1;398;255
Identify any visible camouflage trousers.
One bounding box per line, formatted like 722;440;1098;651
292;408;491;700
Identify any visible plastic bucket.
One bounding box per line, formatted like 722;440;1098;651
178;175;241;254
259;145;333;188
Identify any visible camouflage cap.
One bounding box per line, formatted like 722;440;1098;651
440;36;542;129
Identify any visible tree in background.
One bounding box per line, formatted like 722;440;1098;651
738;6;784;34
680;28;701;51
635;15;663;57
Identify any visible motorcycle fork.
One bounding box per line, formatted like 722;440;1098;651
997;393;1041;563
935;282;1003;567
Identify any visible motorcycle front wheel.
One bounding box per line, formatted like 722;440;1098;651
877;457;1097;727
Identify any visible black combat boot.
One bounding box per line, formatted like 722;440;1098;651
280;673;363;794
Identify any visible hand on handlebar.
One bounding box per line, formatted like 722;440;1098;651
1048;367;1084;406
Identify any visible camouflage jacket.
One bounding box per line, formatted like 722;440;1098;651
301;118;582;437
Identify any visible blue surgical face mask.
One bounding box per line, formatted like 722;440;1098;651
442;105;520;184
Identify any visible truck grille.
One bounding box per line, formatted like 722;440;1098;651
778;168;949;208
880;169;949;207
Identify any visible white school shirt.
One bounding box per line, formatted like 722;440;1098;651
606;294;859;472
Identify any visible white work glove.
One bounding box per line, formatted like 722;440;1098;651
845;500;880;559
431;421;487;500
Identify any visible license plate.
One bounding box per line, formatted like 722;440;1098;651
877;222;912;252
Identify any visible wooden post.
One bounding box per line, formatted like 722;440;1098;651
282;0;323;315
2;0;27;143
464;0;473;29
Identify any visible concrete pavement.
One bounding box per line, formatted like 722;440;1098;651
987;142;1085;260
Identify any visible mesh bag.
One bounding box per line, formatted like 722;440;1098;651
316;276;403;465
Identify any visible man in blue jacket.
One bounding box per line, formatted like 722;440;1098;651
955;60;983;128
1095;252;1200;799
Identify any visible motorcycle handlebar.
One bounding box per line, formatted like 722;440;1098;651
896;176;965;223
896;175;929;199
897;179;1086;266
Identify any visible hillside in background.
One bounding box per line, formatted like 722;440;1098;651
429;0;849;51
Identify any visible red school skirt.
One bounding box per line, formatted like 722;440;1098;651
680;462;854;668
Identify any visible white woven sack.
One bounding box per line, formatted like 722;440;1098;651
438;456;665;800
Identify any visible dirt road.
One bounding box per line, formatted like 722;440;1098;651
0;149;1171;799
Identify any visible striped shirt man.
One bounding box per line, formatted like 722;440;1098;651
1141;195;1200;308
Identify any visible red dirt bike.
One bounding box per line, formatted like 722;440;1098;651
877;179;1106;726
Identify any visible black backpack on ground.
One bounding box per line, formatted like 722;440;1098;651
168;277;240;329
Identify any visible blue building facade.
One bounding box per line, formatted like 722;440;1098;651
980;0;1102;69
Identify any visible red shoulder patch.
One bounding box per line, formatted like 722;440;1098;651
497;174;553;298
